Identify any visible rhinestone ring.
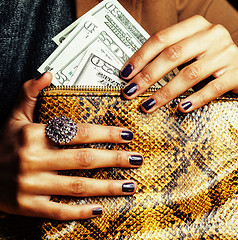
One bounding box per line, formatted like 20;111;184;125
45;115;78;144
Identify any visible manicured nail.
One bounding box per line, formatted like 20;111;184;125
121;130;134;141
123;83;138;96
121;64;133;78
129;155;143;166
92;207;103;215
182;101;192;110
35;71;47;80
142;98;156;111
122;183;135;192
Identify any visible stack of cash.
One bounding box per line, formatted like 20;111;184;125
38;0;177;88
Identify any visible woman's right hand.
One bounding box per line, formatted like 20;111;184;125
0;72;143;220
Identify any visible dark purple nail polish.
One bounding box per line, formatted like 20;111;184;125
123;83;138;96
129;155;143;165
182;101;192;110
121;64;133;78
122;183;135;192
121;130;134;141
142;98;156;111
35;71;47;80
92;207;103;215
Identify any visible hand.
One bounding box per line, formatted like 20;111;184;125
0;72;143;220
121;15;238;113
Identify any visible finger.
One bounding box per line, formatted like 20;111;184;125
122;24;233;101
70;124;134;144
18;123;135;150
14;72;52;123
16;194;103;220
120;15;211;79
19;172;137;197
33;123;134;145
140;43;236;113
178;69;238;112
28;148;143;171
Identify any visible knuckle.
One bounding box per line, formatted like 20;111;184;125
69;180;85;195
158;88;171;101
139;71;152;85
132;52;145;66
108;182;116;195
192;15;207;24
192;15;211;27
212;81;225;95
78;209;88;219
18;148;35;171
153;29;168;44
226;43;238;55
114;152;123;167
17;174;25;190
21;124;34;143
211;24;230;37
109;127;118;140
74;150;93;168
182;65;201;81
164;45;182;62
54;207;68;220
198;91;207;105
77;124;90;139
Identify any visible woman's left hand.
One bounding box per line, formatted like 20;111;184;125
120;15;238;113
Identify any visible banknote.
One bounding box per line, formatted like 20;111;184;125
53;0;149;48
71;47;179;89
39;16;125;86
71;49;127;87
40;0;181;89
52;18;81;46
39;0;152;86
53;1;112;45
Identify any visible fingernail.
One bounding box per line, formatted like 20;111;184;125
92;207;103;215
121;130;134;141
123;83;138;96
182;101;192;110
129;155;143;165
121;64;133;78
142;98;156;111
122;183;135;192
35;71;47;80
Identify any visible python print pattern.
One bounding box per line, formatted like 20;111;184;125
39;87;238;240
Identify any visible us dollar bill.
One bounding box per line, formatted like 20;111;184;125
40;0;150;86
40;0;181;88
71;50;127;87
53;0;149;47
39;16;127;86
71;46;179;89
39;0;150;86
52;0;111;45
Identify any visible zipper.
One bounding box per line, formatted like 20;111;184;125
42;85;159;95
41;85;237;100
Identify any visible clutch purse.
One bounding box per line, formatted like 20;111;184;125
39;86;238;240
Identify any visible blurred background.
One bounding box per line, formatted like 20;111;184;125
228;0;238;10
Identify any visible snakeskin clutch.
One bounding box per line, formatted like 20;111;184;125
39;87;238;240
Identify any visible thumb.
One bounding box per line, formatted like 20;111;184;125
13;72;52;123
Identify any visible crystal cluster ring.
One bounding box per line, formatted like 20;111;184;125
45;115;78;144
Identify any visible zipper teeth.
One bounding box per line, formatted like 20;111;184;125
42;86;238;100
43;85;159;93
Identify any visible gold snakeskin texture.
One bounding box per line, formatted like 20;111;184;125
39;88;238;240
